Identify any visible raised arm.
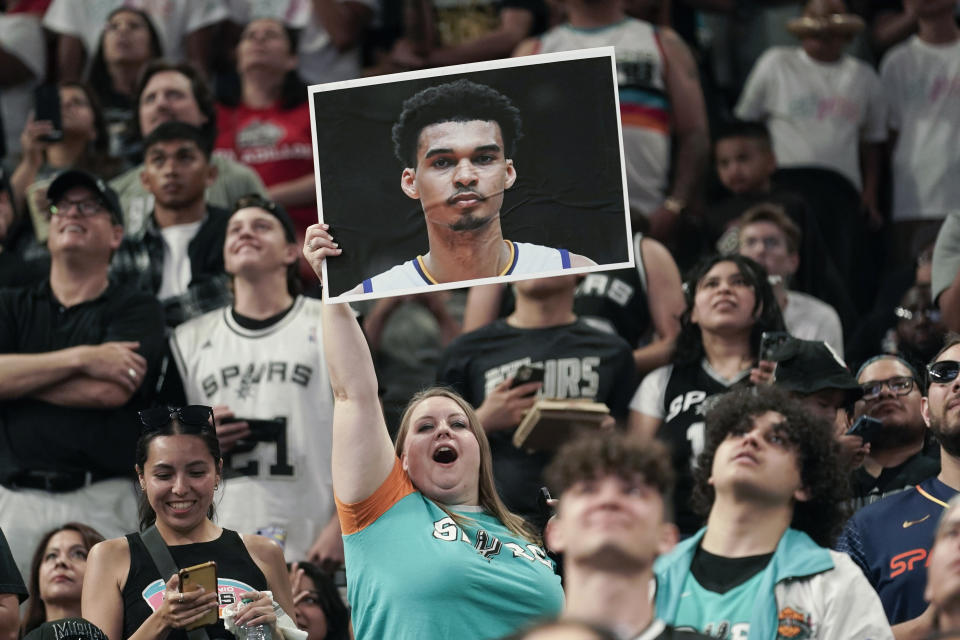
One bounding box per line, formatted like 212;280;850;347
303;224;397;503
633;237;682;375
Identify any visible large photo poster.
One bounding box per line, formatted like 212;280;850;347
308;48;633;303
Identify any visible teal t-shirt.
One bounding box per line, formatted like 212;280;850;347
673;569;764;639
344;488;564;640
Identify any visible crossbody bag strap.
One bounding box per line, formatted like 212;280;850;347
138;525;212;640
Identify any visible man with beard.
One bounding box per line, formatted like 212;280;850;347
542;431;709;639
837;338;960;635
354;80;594;295
847;354;939;508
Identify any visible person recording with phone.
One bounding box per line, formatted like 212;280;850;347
9;83;124;269
846;355;939;508
82;405;296;640
628;254;784;536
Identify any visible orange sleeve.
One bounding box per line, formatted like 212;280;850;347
335;458;416;535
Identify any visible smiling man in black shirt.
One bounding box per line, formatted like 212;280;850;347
0;170;164;575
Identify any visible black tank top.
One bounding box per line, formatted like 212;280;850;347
122;529;268;640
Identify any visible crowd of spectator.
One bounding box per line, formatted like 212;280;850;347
1;0;960;638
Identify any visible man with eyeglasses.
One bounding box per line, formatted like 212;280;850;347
735;202;845;356
836;338;960;636
0;169;165;577
844;355;940;508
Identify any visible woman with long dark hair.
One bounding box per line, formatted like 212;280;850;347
628;254;784;535
22;523;104;635
81;406;295;640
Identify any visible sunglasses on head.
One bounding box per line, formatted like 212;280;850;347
138;405;214;433
927;360;960;385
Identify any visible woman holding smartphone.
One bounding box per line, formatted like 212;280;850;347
81;406;295;640
628;254;784;536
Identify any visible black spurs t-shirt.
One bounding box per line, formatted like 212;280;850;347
437;318;636;522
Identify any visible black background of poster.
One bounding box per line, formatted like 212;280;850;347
312;55;630;297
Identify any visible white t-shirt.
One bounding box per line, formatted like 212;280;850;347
881;36;960;221
225;0;379;84
170;296;336;561
0;14;45;161
736;46;887;190
536;18;669;216
157;219;202;300
784;290;844;358
43;0;229;63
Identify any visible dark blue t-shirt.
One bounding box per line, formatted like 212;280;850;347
836;476;956;624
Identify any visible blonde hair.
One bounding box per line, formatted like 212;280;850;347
395;387;541;545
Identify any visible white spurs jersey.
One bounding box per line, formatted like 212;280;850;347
171;296;334;561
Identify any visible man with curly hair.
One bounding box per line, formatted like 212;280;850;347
543;431;709;639
354;79;594;294
654;385;892;639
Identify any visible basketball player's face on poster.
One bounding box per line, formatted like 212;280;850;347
400;119;517;233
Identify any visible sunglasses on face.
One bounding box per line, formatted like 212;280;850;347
860;376;915;401
928;360;960;385
138;405;214;433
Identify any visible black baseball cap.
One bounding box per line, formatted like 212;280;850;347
233;193;297;243
46;170;124;227
24;618;109;640
775;339;863;404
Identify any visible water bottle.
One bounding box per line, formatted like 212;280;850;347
226;595;276;640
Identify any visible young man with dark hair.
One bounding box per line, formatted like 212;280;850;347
838;337;960;637
544;431;709;640
110;121;231;328
170;194;341;567
356;79;594;294
655;385;893;639
109;60;267;231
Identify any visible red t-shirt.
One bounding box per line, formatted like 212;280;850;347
215;100;315;229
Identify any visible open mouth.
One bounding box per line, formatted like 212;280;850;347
433;446;458;464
